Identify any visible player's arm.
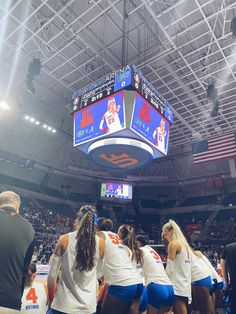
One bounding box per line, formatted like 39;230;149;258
166;240;179;278
47;234;68;307
99;114;109;133
98;232;105;259
220;258;229;285
115;105;120;112
152;127;158;144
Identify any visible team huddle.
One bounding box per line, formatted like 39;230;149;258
19;205;225;314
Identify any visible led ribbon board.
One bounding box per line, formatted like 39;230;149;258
71;65;174;125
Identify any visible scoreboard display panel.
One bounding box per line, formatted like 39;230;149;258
101;182;133;200
130;93;170;155
74;90;125;146
71;65;174;125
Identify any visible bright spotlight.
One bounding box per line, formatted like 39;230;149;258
52;129;56;133
47;126;52;131
30;117;35;122
25;115;30;120
0;101;10;110
43;124;47;128
35;121;40;125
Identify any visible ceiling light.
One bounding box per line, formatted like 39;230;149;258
52;129;56;133
35;121;40;125
30;117;35;122
25;115;30;120
0;101;10;110
43;124;47;128
47;126;52;131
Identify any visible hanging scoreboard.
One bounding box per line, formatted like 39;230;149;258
72;65;174;170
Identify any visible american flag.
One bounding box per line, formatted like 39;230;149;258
192;132;236;163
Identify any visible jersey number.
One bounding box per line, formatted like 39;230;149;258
150;249;161;260
108;117;114;125
26;288;38;304
108;233;123;245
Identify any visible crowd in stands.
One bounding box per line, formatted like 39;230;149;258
20;199;74;264
16;196;235;270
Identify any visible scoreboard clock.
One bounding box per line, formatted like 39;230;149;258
71;65;174;126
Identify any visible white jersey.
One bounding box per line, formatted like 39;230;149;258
155;128;166;153
131;258;145;285
20;281;47;314
191;252;211;282
166;245;191;298
102;231;142;286
198;254;222;283
52;231;100;314
141;245;172;286
104;111;121;132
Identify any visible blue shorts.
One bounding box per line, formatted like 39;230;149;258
147;282;174;309
139;287;148;312
192;275;212;288
210;280;224;295
108;283;143;303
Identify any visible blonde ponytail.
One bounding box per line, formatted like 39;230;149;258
163;219;190;251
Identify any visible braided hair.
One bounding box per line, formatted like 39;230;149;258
75;205;97;271
118;224;143;265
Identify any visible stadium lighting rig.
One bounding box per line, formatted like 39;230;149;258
24;115;56;133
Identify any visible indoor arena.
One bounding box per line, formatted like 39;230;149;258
0;1;236;314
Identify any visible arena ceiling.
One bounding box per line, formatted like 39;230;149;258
0;0;236;181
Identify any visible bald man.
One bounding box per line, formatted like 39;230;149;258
0;191;35;313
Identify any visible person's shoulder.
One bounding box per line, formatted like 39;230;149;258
226;242;236;250
18;215;35;234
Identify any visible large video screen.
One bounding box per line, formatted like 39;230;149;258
130;93;170;155
101;182;133;200
74;91;125;146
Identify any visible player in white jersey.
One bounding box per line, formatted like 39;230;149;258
99;220;143;314
99;96;122;133
152;118;167;154
191;245;223;314
47;205;104;314
119;225;174;314
115;185;123;197
96;217;114;314
162;220;192;314
190;250;214;314
20;263;47;314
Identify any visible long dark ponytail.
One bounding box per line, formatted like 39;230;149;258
75;205;97;271
118;224;143;265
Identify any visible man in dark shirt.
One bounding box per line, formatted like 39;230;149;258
0;191;35;313
221;242;236;313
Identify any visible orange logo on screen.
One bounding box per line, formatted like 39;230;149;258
140;101;150;124
80;108;94;128
99;153;138;168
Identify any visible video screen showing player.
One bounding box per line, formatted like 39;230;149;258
152;118;167;154
115;185;123;197
99;97;122;133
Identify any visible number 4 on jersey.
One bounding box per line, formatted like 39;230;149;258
26;288;38;304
